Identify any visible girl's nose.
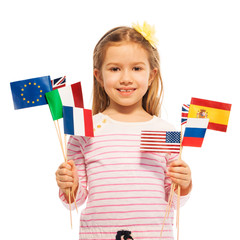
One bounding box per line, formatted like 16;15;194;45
120;70;133;85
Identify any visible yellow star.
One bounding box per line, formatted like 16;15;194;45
21;88;24;91
24;84;27;87
34;83;36;85
37;99;39;102
27;101;30;103
32;101;35;104
38;85;40;88
21;93;23;96
29;82;31;85
23;98;25;101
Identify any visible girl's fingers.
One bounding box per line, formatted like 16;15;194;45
167;172;189;181
170;177;190;189
168;166;188;175
169;159;187;168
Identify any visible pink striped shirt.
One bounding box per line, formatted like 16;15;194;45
60;113;190;240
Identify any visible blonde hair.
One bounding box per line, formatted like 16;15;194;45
92;26;163;116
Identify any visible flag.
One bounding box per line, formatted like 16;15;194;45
188;97;231;132
45;82;84;121
63;106;94;137
181;104;190;125
10;76;52;110
182;118;209;147
51;76;66;90
140;131;181;153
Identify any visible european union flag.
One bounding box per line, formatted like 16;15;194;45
10;76;52;110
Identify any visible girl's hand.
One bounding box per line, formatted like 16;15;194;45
167;159;192;195
55;160;79;197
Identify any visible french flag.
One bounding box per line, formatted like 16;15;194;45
182;118;209;147
63;106;94;137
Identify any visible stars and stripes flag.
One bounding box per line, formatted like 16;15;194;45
181;104;190;125
51;76;66;90
140;130;181;153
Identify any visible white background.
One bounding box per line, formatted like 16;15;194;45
0;0;239;239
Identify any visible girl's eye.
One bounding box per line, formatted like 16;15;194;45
133;67;142;71
110;67;120;72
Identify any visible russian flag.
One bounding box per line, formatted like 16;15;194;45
63;106;94;137
182;118;209;147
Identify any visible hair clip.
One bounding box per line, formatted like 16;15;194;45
132;21;159;48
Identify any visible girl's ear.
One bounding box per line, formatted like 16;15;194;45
94;68;104;87
148;68;158;86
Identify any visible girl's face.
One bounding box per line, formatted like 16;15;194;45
94;42;157;113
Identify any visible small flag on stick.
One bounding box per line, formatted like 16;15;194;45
188;97;231;132
45;82;84;120
10;76;52;110
181;104;190;125
51;76;66;90
63;106;94;137
140;131;181;153
182;118;209;147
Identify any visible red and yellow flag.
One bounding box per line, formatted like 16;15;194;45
188;97;232;132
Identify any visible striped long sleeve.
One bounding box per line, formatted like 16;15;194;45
58;113;191;240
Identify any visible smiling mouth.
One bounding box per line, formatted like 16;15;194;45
117;88;136;92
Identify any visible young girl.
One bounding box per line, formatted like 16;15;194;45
55;23;192;240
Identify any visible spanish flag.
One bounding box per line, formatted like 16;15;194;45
188;97;232;132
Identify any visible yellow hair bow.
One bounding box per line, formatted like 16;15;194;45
132;21;159;48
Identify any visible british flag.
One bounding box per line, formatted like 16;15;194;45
51;76;66;90
181;104;190;125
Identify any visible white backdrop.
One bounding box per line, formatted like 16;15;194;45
1;1;239;239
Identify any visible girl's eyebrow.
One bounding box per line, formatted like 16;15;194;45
105;62;146;66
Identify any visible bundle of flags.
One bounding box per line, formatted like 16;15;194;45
181;97;231;148
140;97;232;153
10;75;94;138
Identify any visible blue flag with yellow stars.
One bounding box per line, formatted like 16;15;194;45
10;76;52;110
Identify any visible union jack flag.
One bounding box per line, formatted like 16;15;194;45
181;104;190;125
51;76;66;90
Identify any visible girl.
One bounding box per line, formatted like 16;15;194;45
56;23;192;240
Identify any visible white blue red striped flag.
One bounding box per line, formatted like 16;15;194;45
63;106;94;137
140;131;181;153
181;104;190;125
182;118;209;147
51;76;66;90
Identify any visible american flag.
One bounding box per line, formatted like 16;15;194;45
181;104;190;125
51;76;66;90
140;130;181;153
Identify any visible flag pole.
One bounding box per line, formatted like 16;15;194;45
64;133;78;214
54;120;73;228
176;125;184;240
160;182;175;238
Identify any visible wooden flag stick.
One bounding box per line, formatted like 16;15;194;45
175;126;183;239
64;133;78;214
160;182;175;238
176;185;181;240
68;188;73;229
63;132;76;227
54;120;66;162
54;120;73;228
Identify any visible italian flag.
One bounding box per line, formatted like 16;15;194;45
45;82;84;121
